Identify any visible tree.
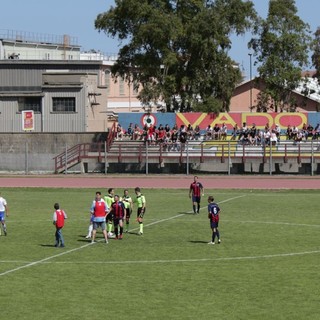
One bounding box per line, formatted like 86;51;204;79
249;0;312;112
95;0;256;112
311;27;320;79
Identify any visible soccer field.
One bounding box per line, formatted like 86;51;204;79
0;188;319;320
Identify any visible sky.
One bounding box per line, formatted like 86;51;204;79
1;0;319;79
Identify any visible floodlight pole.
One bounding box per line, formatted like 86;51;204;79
248;53;253;112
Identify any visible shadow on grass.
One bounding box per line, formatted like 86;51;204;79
77;239;92;243
40;244;59;247
127;231;141;236
189;240;209;244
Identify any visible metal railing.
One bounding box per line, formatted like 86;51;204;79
0;29;78;46
53;138;320;175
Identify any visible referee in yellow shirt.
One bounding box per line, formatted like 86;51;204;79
134;187;146;235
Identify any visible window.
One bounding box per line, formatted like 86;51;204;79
52;97;76;112
119;77;125;95
18;97;42;112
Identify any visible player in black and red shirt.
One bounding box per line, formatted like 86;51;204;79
207;196;221;245
110;195;126;239
189;175;204;214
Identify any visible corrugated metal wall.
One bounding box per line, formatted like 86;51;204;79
43;88;86;132
0;65;42;89
0;62;101;132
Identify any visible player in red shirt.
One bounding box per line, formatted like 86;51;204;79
189;176;204;214
52;203;67;247
91;191;109;244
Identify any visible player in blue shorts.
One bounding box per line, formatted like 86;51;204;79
207;196;221;245
189;176;204;214
0;193;9;236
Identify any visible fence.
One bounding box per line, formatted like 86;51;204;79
86;139;320;175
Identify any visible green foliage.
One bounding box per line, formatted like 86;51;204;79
249;0;312;112
95;0;256;112
0;187;319;319
311;27;320;79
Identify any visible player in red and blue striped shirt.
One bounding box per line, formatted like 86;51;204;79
207;196;221;245
189;176;204;214
110;195;126;239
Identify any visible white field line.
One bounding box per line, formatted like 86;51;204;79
0;243;96;277
224;220;320;228
1;194;320;269
1;250;319;265
8;194;245;223
0;195;245;277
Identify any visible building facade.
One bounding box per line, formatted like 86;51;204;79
0;30;150;133
1;29;320;133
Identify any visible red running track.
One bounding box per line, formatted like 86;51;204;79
0;175;319;189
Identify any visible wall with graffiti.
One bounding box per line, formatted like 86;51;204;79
118;112;320;132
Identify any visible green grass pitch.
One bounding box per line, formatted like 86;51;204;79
0;187;319;320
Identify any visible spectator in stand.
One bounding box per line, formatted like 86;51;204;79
133;124;142;140
301;123;308;141
230;124;239;140
220;123;227;140
153;125;159;142
186;124;194;140
265;122;270;133
238;122;248;142
274;124;281;142
239;122;250;145
292;126;299;141
263;129;271;146
171;127;179;151
147;124;156;145
194;125;201;140
249;123;257;145
212;123;221;140
205;125;212;140
286;125;293;140
256;129;262;145
116;123;123;140
172;123;179;131
163;131;173;151
306;123;314;140
157;124;166;144
164;124;171;133
270;129;278;145
312;124;320;140
142;124;148;141
294;130;303;144
126;123;134;139
179;125;188;151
